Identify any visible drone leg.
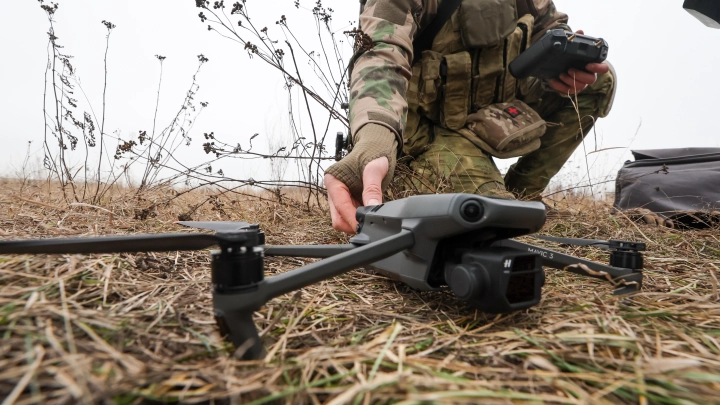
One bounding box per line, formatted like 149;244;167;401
214;308;265;360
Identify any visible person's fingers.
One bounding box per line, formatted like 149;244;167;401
567;68;596;85
327;192;355;234
586;62;610;75
558;73;588;92
328;194;354;233
324;173;359;234
575;29;584;35
547;78;575;94
361;157;389;207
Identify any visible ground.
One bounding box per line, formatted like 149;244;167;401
1;178;719;404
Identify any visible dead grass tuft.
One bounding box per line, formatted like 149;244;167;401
1;179;719;404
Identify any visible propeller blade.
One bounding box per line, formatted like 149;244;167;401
177;221;252;233
0;234;222;255
535;235;610;249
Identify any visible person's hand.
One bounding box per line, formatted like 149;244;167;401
325;156;389;234
547;30;611;95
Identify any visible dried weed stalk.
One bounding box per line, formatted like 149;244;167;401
1;179;720;404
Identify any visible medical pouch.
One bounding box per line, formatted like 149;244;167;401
462;100;546;158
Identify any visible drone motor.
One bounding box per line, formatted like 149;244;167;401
608;240;645;270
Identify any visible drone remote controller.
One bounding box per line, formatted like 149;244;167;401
509;29;609;80
0;194;644;360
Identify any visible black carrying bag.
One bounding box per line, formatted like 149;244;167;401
614;148;720;228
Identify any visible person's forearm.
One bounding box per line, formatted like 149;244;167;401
348;0;422;146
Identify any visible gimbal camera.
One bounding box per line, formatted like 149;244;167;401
0;194;644;360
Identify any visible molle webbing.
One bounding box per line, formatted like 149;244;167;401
442;52;473;130
408;6;536;128
412;0;464;63
473;13;535;109
473;45;504;109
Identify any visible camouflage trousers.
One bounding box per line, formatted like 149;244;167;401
402;69;616;199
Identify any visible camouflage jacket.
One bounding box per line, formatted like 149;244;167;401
348;0;570;146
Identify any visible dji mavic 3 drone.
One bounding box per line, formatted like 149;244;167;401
0;194;644;359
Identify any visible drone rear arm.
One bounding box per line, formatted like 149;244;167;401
495;239;643;295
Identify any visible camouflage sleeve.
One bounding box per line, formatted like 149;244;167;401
530;0;571;43
348;0;424;148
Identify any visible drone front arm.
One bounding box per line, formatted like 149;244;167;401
494;239;643;295
221;229;414;310
263;229;415;299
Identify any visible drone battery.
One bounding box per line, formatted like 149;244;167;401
509;29;609;80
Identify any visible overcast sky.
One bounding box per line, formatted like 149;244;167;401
1;0;719;193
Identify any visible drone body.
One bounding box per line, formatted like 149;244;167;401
0;193;645;360
349;194;547;313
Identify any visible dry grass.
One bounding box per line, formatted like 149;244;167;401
1;178;719;405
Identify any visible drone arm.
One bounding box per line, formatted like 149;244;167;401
264;244;358;258
212;229;415;359
215;229;415;316
495;240;643;295
263;229;415;299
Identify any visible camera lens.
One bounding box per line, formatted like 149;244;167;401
460;200;484;222
448;264;480;300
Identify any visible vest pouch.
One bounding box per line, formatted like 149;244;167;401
441;51;472;130
458;0;518;48
460;100;546;159
404;52;443;158
416;50;444;121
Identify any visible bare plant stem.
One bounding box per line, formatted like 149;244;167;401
42;39;62;196
94;26;114;203
151;59;164;160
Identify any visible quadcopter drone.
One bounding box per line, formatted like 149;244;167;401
0;194;644;360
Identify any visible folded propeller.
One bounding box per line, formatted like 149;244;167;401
0;221;257;255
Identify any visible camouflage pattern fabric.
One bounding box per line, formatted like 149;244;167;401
406;69;616;199
463;100;546;157
349;0;569;146
346;0;597;200
406;125;515;199
504;70;617;198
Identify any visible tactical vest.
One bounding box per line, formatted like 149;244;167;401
405;0;547;158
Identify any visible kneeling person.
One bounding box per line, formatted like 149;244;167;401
325;0;615;233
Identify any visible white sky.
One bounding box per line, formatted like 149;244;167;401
1;0;719;192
